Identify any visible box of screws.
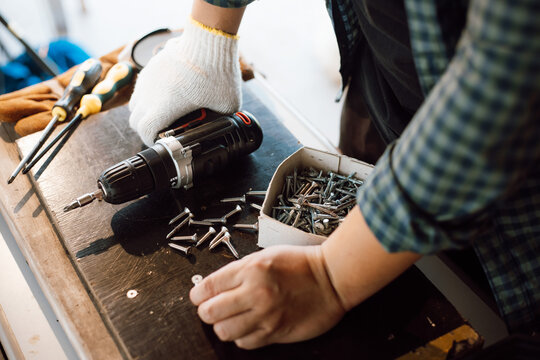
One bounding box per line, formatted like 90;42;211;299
258;147;373;248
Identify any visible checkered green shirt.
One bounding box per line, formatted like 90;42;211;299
205;0;540;332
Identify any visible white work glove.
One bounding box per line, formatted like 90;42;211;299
129;18;242;146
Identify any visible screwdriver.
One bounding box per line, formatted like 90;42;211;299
7;58;103;184
23;62;134;175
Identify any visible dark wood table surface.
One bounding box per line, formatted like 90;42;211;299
8;79;481;359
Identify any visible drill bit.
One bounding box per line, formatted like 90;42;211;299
63;189;103;212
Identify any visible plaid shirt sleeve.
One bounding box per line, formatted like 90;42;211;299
203;0;254;8
357;0;540;254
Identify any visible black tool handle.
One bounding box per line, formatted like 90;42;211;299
188;112;263;183
98;155;157;204
53;59;103;121
97;112;263;204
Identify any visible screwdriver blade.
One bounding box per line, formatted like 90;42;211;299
8;114;60;184
22;114;82;175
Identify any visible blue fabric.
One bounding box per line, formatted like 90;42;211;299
0;39;90;94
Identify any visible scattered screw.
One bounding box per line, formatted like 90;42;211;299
233;222;259;231
166;213;194;239
209;226;228;247
204;205;242;224
246;190;266;196
209;232;239;259
291;210;303;228
204;217;227;224
127;290;138;299
191;274;203;285
189;218;213;226
312;213;339;220
170;234;198;243
250;203;262;211
168;243;193;256
169;207;190;225
335;188;357;197
196;227;217;247
220;195;246;203
224;204;242;219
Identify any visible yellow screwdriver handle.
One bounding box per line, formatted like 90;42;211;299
76;62;134;118
51;58;102;121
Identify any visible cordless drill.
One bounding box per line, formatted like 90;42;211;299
63;111;263;211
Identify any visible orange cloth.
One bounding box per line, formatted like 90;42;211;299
0;47;125;136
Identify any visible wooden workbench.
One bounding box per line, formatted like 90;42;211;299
0;78;482;359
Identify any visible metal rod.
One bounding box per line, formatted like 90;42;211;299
169;207;190;225
246;190;266;196
0;13;58;77
23;113;83;174
166;214;193;239
195;227;216;247
168;243;192;256
7;115;59;183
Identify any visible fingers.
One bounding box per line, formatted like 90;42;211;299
190;260;245;305
234;328;272;350
129;105;173;146
197;287;250;324
129;91;199;146
212;310;260;343
135;110;174;146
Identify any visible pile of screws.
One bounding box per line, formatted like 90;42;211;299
272;167;363;236
166;190;265;259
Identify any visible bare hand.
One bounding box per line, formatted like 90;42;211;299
189;245;346;349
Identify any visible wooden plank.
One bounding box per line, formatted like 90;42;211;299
0;125;122;359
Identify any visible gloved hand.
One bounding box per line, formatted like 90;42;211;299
128;17;243;146
0;48;126;137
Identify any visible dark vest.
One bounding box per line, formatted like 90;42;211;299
331;0;466;144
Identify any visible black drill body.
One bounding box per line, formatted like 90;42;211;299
97;112;263;205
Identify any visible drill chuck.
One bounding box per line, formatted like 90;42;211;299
96;112;263;205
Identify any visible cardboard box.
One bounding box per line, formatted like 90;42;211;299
258;147;374;248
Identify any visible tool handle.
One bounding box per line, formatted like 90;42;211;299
97;112;263;204
76;62;134;118
176;112;263;164
52;59;103;121
188;112;263;183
